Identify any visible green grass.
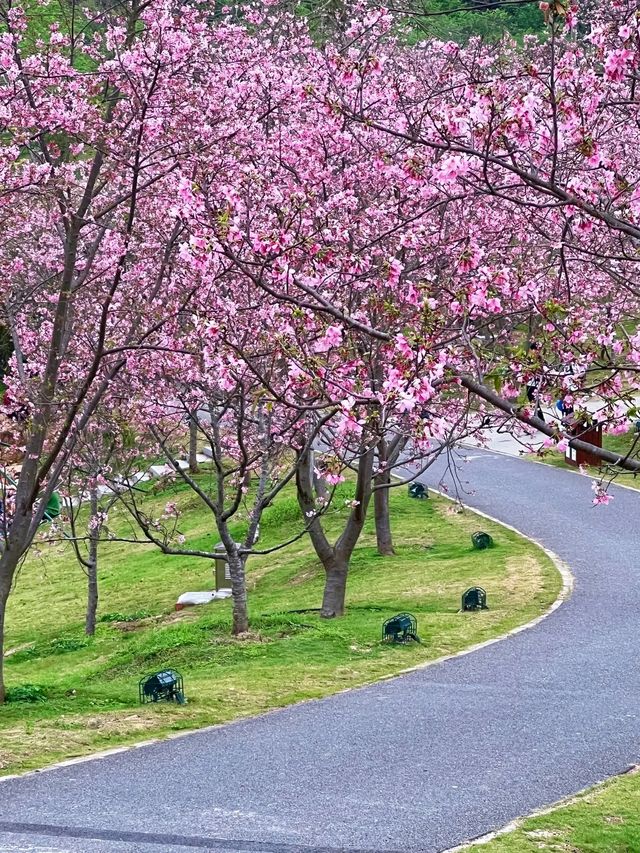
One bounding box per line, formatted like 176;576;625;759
473;769;640;852
0;481;561;777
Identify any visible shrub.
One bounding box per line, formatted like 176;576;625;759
6;683;47;702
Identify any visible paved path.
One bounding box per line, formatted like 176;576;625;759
2;451;640;853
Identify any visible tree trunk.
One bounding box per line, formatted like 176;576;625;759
227;552;249;635
0;575;9;703
188;413;199;474
320;556;349;618
374;469;394;556
297;437;376;621
85;487;100;636
86;559;98;636
313;470;328;501
0;510;31;702
373;436;400;557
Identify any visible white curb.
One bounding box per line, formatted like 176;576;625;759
375;488;573;682
442;764;640;852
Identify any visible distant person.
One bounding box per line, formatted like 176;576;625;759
555;398;574;420
525;342;545;422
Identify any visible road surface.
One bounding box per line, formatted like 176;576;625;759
1;450;639;852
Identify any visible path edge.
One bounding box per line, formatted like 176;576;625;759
0;496;573;786
377;489;573;682
441;764;640;852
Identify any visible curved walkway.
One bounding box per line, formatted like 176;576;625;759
1;451;639;853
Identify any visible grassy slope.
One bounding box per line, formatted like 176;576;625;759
473;770;640;852
0;480;560;776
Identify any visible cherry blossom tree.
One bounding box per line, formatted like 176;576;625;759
116;306;338;634
55;410;146;636
331;0;640;474
0;0;291;700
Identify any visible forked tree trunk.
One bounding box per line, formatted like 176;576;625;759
297;439;375;620
320;555;349;617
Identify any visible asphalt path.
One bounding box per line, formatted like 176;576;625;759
1;449;639;853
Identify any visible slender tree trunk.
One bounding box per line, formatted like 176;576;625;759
227;552;249;635
374;437;394;556
0;575;9;703
0;511;32;703
85;487;99;636
313;470;328;501
86;558;98;636
188;413;199;474
310;450;328;501
320;555;349;617
374;476;394;556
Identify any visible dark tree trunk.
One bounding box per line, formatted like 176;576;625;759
227;552;249;635
189;413;199;474
86;560;98;636
297;439;376;621
311;450;328;500
0;575;9;703
0;507;34;703
313;470;328;501
373;436;405;557
320;556;349;617
374;476;394;556
85;487;99;636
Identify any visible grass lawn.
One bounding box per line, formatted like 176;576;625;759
474;768;640;852
0;479;561;777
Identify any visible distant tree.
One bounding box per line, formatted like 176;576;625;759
0;326;12;385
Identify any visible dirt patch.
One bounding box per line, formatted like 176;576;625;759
504;554;542;595
65;712;172;735
288;562;322;586
111;616;162;632
112;609;199;632
3;642;35;658
397;538;436;550
0;747;18;770
211;630;270;645
525;830;563;840
247;554;305;589
0;709;186;772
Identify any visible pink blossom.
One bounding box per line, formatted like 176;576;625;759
314;325;343;353
591;482;613;506
325;472;346;486
604;49;634;82
435;154;470;184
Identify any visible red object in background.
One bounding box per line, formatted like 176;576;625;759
564;418;603;468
